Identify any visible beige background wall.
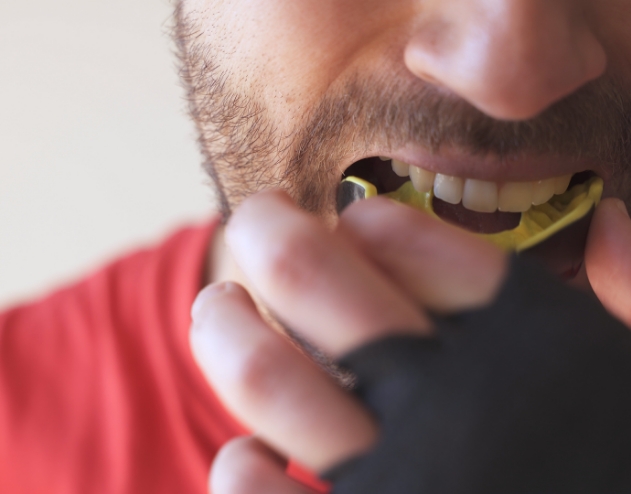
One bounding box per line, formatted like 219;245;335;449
0;0;213;308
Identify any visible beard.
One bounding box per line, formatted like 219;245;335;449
173;3;631;225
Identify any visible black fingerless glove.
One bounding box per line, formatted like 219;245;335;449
324;257;631;494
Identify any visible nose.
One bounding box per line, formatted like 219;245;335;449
403;0;607;120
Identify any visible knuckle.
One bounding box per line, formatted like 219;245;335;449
263;227;327;294
231;338;290;408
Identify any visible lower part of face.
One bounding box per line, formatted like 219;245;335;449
173;0;631;232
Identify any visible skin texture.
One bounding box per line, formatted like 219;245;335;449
177;0;631;492
191;190;509;475
586;199;631;327
175;0;631;221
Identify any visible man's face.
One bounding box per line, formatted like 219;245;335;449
174;0;631;234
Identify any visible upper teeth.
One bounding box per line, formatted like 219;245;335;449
390;159;573;213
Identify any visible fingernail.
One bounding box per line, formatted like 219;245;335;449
191;282;232;321
614;199;630;218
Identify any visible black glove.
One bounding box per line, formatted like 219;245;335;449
324;256;631;494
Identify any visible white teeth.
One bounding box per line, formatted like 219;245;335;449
434;173;464;204
391;159;410;177
377;157;578;213
531;178;556;205
498;182;534;212
410;166;436;194
462;179;498;213
553;174;572;195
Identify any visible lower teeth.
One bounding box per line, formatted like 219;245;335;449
336;176;604;252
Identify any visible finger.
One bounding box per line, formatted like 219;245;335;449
211;436;312;494
339;196;509;313
225;190;430;356
191;282;378;471
585;198;631;327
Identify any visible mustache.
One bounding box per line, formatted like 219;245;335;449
287;69;631;212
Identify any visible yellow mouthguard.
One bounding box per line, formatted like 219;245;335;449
341;176;603;252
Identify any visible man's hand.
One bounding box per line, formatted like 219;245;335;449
189;190;508;493
586;198;631;327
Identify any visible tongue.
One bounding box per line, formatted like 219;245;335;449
433;198;521;234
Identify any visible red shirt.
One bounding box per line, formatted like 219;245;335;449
0;221;261;493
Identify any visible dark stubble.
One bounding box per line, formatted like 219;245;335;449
173;4;631;224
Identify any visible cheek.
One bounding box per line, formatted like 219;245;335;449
237;0;370;109
197;0;404;127
592;2;631;80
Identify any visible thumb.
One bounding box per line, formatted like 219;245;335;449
585;198;631;328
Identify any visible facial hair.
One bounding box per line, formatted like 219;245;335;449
173;3;631;224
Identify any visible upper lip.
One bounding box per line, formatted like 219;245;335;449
343;145;606;183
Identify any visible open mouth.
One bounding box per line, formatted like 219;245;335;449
337;157;604;279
